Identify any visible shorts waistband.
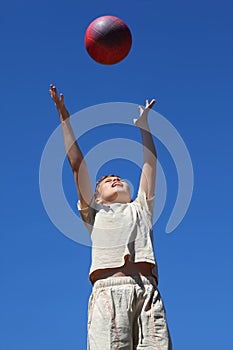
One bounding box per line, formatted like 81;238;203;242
93;275;157;290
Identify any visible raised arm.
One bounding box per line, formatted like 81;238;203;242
134;99;157;200
49;84;93;209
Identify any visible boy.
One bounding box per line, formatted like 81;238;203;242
50;84;172;349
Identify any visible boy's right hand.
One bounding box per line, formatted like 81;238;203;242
49;84;69;121
133;99;156;129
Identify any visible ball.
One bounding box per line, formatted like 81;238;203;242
84;15;132;65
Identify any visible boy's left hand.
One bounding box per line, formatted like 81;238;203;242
133;99;156;128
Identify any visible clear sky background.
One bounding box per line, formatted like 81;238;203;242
1;0;232;349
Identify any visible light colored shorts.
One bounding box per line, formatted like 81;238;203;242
88;276;172;350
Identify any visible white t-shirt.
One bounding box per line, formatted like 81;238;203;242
77;190;158;283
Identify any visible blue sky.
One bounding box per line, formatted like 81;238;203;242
1;0;232;349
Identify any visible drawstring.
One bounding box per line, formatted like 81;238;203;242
127;286;135;312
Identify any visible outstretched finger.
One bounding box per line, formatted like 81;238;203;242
50;84;56;91
59;93;64;105
50;84;58;95
148;99;156;109
138;105;144;115
49;88;55;99
49;85;60;105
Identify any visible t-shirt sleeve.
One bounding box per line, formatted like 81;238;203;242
134;189;155;216
77;199;96;234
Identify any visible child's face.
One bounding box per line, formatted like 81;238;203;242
96;176;131;204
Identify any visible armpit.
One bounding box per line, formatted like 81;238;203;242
77;201;96;233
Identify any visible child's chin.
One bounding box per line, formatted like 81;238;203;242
114;186;125;191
